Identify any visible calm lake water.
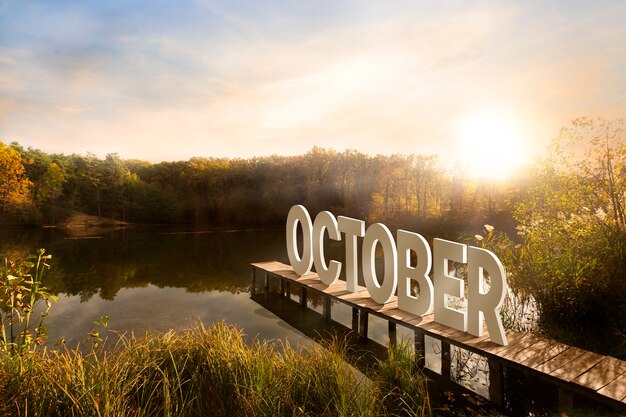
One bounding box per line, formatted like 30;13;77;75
1;225;487;395
0;226;323;347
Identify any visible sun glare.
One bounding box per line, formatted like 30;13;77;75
457;112;527;180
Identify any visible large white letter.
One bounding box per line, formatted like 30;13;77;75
433;238;467;332
338;215;365;292
313;211;342;285
467;246;508;345
286;205;313;276
397;230;434;316
362;223;397;304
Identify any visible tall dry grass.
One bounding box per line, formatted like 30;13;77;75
0;322;432;417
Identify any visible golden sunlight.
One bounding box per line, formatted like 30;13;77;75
457;111;528;180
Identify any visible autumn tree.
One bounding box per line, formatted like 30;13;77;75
0;141;32;223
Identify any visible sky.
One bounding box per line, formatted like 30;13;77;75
1;0;625;175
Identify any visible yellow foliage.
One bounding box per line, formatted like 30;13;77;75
0;141;32;222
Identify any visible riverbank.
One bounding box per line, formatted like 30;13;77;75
2;322;618;417
0;322;433;417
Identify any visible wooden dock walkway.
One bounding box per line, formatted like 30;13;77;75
251;261;626;412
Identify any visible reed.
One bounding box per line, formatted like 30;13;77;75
0;249;56;355
0;322;432;417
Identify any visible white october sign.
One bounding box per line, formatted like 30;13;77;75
286;205;508;346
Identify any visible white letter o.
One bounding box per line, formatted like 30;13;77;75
286;205;313;275
362;223;397;304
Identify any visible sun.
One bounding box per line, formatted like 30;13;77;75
457;112;528;180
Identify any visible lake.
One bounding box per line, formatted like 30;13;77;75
0;226;317;347
0;226;407;349
2;225;491;396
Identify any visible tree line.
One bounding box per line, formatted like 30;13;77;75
0;142;511;227
2;117;625;358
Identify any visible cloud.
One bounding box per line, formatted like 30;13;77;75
0;1;624;163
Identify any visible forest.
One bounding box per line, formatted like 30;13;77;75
0;140;512;228
2;118;626;359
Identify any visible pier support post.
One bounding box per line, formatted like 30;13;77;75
358;309;369;339
489;359;504;406
558;387;574;410
415;331;425;368
323;296;332;321
300;286;307;307
352;308;359;331
280;278;286;296
264;272;270;293
388;322;397;349
285;282;291;299
251;267;256;296
441;340;451;379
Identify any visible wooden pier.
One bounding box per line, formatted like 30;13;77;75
251;261;626;413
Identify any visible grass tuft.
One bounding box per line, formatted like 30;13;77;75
0;322;431;417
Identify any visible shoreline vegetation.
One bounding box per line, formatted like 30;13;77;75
1;322;434;417
0;248;624;415
3;118;624;361
1;137;522;230
1;118;625;415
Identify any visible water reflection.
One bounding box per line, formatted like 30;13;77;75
48;286;313;347
0;227;291;298
251;291;388;373
0;227;314;346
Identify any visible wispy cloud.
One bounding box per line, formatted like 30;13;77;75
0;1;624;162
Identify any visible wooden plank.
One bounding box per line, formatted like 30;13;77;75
415;320;493;352
306;282;333;292
324;287;366;297
351;298;384;308
573;356;626;392
420;321;462;337
295;277;322;287
378;300;399;311
269;268;315;281
597;373;626;402
380;308;431;326
551;351;605;382
498;333;545;361
439;327;491;347
420;321;451;334
536;346;588;374
467;330;525;356
421;322;473;345
338;292;380;304
319;282;350;294
519;339;571;369
250;261;283;271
